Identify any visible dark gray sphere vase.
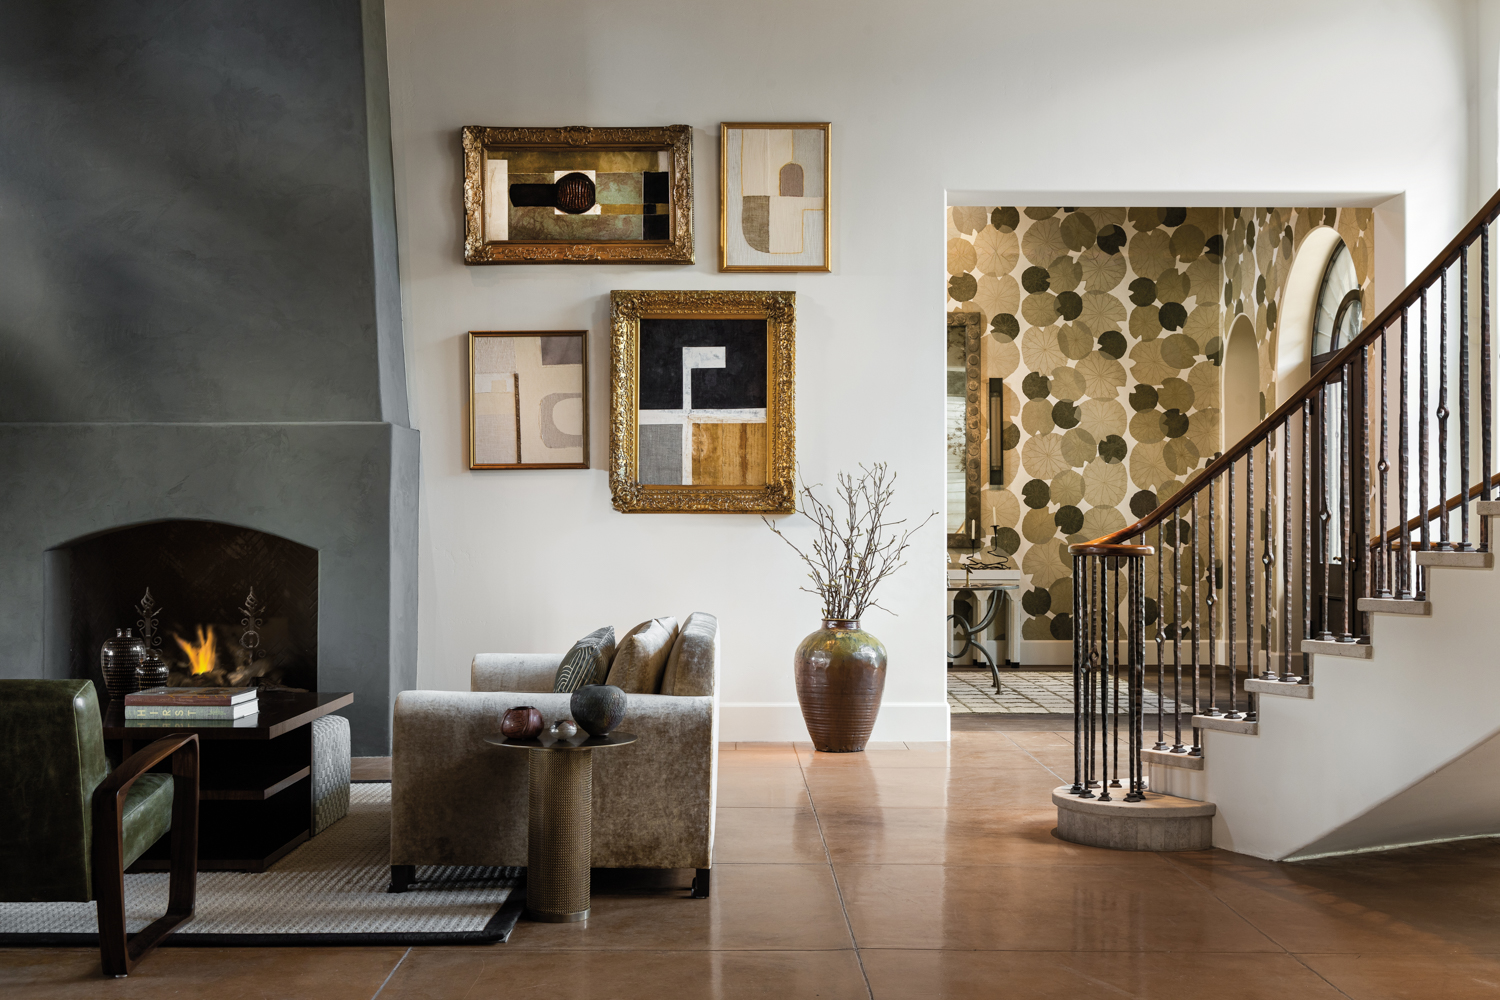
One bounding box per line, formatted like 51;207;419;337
570;684;627;738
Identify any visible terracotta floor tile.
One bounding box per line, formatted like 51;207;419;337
718;745;802;768
504;864;854;951
1164;850;1500;954
0;946;405;999
716;766;812;807
838;863;1276;951
806;769;1059;813
713;807;828;864
862;949;1347;1000
798;747;954;770
818;806;1168;866
382;947;870;1000
1299;951;1500;999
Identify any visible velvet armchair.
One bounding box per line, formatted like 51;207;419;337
0;679;200;977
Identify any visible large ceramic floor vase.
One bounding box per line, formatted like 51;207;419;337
794;619;888;752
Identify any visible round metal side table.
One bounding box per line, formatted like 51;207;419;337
483;731;637;922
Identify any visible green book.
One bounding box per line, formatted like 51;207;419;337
124;702;259;720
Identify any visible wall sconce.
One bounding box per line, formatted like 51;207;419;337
989;378;1004;486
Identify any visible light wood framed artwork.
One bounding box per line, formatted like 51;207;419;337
719;123;830;272
462;125;694;265
609;290;796;513
469;331;588;470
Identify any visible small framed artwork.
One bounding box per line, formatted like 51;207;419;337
462;125;694;265
720;122;830;272
469;331;588;470
609;290;796;513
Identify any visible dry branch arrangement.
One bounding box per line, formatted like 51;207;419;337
764;463;937;622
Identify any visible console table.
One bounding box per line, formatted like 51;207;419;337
484;731;637;922
104;690;352;872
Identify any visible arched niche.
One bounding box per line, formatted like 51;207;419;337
1223;315;1261;448
1271;225;1345;402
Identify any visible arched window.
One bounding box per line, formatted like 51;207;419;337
1311;241;1362;370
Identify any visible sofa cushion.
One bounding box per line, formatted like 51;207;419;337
553;626;617;692
605;617;679;693
661;612;717;696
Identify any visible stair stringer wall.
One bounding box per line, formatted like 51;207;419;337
1199;559;1500;861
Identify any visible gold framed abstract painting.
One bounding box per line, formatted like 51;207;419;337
720;122;830;272
609;290;796;513
469;331;588;470
462;125;694;264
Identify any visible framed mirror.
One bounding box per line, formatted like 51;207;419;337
947;311;982;548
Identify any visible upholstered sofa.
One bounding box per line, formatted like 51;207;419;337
389;614;719;896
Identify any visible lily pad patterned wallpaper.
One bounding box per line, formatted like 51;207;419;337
945;205;1374;643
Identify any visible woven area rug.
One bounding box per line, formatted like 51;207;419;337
0;783;522;946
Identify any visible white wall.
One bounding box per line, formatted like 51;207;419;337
384;0;1476;741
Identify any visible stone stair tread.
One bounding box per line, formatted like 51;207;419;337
1300;638;1372;658
1414;550;1493;568
1356;597;1432;615
1142;747;1205;769
1246;677;1314;698
1191;714;1258;735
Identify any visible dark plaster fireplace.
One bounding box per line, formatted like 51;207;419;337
51;520;320;701
2;1;418;754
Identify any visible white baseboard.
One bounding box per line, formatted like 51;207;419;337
720;701;951;743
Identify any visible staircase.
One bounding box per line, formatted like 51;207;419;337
1057;189;1500;861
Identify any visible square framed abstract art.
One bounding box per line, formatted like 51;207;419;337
469;331;588;469
462;125;694;265
719;122;830;272
609;290;796;513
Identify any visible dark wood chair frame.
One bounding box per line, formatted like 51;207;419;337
93;733;200;978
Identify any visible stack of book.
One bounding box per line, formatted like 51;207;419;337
124;687;259;720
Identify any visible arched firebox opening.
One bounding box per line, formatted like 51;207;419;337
46;519;318;703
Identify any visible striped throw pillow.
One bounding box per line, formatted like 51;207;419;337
552;626;617;692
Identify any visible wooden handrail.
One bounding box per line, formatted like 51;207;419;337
1080;185;1500;549
1368;471;1500;547
1068;542;1155;557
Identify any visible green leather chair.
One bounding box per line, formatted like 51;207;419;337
0;679;199;977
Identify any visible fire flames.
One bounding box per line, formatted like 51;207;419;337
175;626;218;675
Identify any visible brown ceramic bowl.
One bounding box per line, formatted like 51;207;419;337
501;705;544;740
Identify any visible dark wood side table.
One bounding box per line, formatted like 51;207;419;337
104;690;352;872
484;731;637;922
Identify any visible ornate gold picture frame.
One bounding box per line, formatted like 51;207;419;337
462;125;694;265
609;290;795;513
469;331;588;470
719;122;830;272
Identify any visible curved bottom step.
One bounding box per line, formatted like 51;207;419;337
1053;786;1216;851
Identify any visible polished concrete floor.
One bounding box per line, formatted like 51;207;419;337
6;733;1500;999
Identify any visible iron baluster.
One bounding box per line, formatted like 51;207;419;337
1341;361;1355;639
1318;382;1333;639
1246;443;1257;722
1484;223;1492;553
1126;555;1145;802
1283;420;1293;673
1462;246;1471;549
1191;491;1201;755
1082;556;1096;796
1207;476;1220;716
1400;308;1411;598
1111;559;1121;788
1379;329;1392;596
1358;344;1371;645
1263;431;1274;679
1172;507;1185;752
1303;399;1313;663
1227;461;1240;719
1440;268;1450;548
1155;525;1166;749
1098;556;1111;802
1420;291;1430;570
1070;552;1083;795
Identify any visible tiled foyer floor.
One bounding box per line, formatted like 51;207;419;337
6;734;1500;999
